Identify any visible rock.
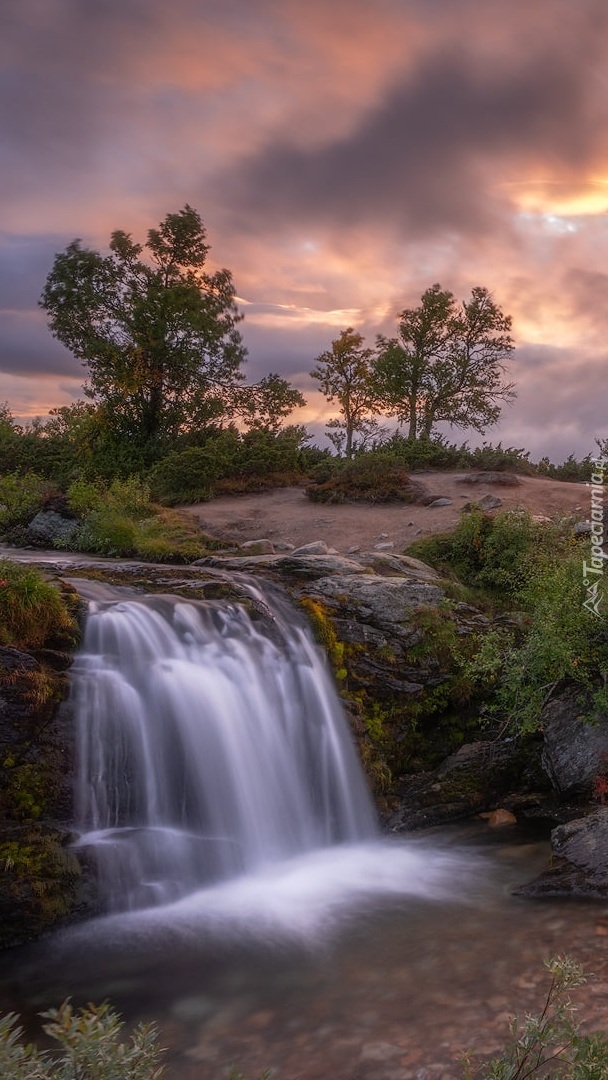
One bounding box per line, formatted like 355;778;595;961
541;688;608;796
291;540;330;556
347;545;361;554
477;494;503;511
310;574;443;635
355;553;440;581
374;541;395;551
26;511;79;546
483;808;517;827
376;533;389;540
239;539;275;554
428;498;453;507
389;738;548;832
516;809;608;898
574;521;592;536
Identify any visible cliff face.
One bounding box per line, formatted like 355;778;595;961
0;586;89;949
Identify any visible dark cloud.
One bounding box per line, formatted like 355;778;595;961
0;311;81;379
221;33;606;240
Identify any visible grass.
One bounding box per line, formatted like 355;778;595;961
0;560;78;649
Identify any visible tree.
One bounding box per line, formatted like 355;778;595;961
40;206;247;455
374;284;515;440
235;373;306;434
310;328;383;458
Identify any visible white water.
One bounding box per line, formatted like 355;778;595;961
70;580;482;933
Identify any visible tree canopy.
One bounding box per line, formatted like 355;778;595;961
374;284;515;440
40;206;247;453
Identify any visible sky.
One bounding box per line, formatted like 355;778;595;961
1;0;608;462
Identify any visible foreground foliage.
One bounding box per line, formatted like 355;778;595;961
463;957;608;1078
0;560;77;649
0;1000;164;1079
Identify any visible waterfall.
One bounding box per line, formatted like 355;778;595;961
72;582;378;912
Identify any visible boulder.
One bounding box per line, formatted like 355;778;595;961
291;541;330;556
26;511;79;547
541;688;608;796
239;539;275;554
477;494;503;510
389;738;548;832
516;809;608;898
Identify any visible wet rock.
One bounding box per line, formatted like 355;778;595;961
483;808;517;827
389;738;549;831
516;809;608;898
541;688;608;796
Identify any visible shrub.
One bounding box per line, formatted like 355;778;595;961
0;472;47;531
463;956;608;1078
306;452;421;503
0;999;164;1079
0;560;77;649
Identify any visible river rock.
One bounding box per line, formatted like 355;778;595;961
515;809;608;898
541;688;608;796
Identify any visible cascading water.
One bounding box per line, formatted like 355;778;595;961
72;581;378;912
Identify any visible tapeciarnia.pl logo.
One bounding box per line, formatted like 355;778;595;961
582;456;606;618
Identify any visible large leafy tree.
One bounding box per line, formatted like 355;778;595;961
374;284;515;440
310;328;383;458
40;206;247;452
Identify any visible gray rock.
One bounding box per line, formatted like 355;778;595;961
373;541;395;551
277;555;368;578
541;688;608;796
428;497;453;507
477;494;503;510
309;574;443;634
516;809;608;898
291;540;329;556
239;539;275;554
347;545;361;554
574;521;592;536
26;511;79;546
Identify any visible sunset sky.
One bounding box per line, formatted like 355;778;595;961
2;0;608;461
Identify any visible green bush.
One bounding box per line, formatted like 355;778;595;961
463;956;608;1078
0;560;77;649
0;999;164;1079
306;452;420;503
536;453;595;482
0;472;47;531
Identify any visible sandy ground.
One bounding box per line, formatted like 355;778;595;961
186;472;589;553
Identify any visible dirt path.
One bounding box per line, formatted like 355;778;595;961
186;472;588;553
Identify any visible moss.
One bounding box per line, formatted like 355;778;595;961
299;597;346;679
